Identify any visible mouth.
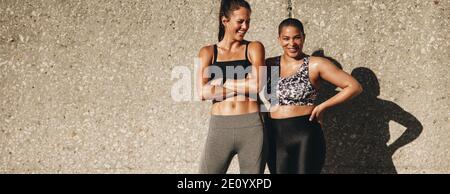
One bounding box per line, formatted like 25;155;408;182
237;30;247;36
287;47;299;53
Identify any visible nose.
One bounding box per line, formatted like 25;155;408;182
241;21;249;30
288;39;295;46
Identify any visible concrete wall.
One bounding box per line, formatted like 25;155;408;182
0;0;448;173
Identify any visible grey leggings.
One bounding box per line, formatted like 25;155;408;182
199;112;266;174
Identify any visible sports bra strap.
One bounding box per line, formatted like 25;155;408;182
213;44;218;63
213;42;250;63
245;42;250;61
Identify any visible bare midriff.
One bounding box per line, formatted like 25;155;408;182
269;105;315;119
211;95;259;116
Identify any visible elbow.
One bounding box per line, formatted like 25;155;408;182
197;88;206;101
249;84;259;94
248;79;261;94
247;83;261;95
199;87;212;101
199;94;207;101
355;83;363;96
200;92;214;101
346;82;363;99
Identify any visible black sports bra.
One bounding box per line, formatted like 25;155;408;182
208;42;252;103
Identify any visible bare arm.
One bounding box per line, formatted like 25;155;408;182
222;41;265;95
197;46;236;101
310;57;363;121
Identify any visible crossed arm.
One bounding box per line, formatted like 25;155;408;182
197;46;236;101
196;42;266;101
220;41;265;95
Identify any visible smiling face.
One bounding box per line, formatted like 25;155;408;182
278;25;305;58
222;7;251;41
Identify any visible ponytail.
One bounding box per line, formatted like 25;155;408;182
218;0;251;41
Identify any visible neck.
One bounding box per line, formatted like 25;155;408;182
282;52;307;63
219;35;243;50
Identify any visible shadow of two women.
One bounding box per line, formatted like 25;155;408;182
312;50;423;174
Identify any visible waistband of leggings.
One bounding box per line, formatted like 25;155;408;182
210;112;262;129
270;114;311;121
270;115;322;130
270;114;321;125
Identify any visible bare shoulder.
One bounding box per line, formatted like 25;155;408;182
198;45;215;68
309;56;335;71
248;41;265;52
247;41;265;65
309;56;333;65
198;45;215;66
198;45;214;57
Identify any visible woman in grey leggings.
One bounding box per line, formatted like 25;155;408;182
196;0;266;174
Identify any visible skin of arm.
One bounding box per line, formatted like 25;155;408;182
197;46;236;101
309;57;363;122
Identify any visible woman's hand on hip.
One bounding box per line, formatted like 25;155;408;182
309;104;327;124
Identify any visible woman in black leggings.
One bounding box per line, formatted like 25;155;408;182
266;18;363;174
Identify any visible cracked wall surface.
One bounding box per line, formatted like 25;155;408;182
0;0;448;173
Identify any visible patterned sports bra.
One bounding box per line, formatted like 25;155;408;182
275;55;318;106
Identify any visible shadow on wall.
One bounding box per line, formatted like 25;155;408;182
312;50;423;174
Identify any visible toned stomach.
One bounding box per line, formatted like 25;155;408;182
211;95;259;116
269;105;315;119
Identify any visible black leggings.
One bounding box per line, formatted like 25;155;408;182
269;115;326;174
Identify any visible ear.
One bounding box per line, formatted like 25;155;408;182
221;16;229;26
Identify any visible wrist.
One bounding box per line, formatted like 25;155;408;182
318;102;329;110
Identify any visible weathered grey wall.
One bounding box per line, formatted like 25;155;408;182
0;0;448;173
292;0;449;174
